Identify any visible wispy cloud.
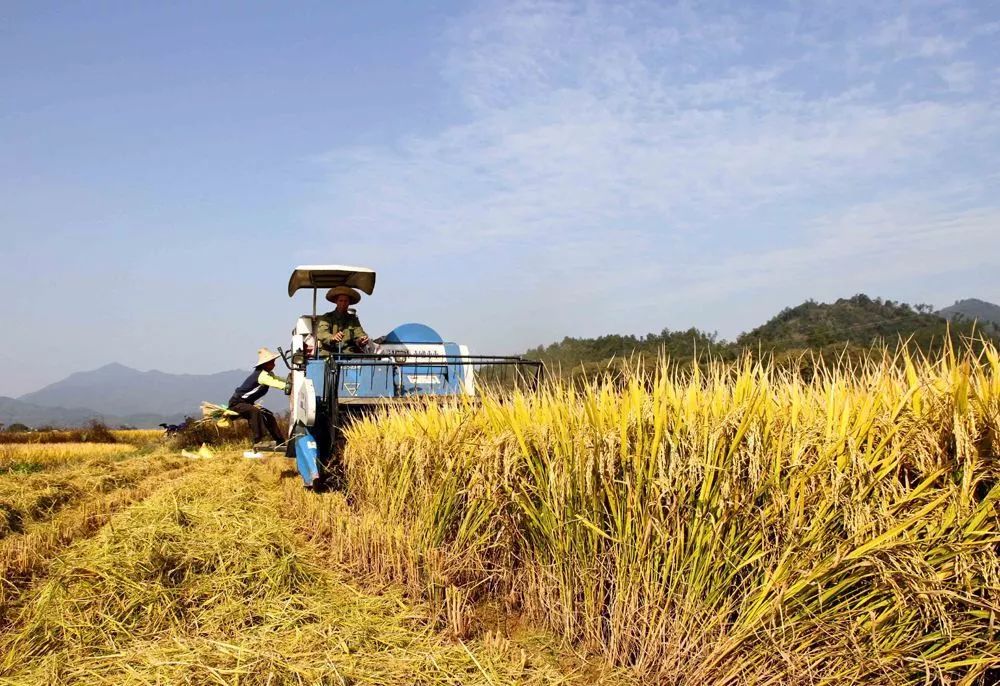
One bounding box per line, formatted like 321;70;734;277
937;61;977;92
308;0;1000;344
666;187;1000;300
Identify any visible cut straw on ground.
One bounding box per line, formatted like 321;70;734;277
0;454;631;686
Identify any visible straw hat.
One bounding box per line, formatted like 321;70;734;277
255;347;280;368
325;286;361;304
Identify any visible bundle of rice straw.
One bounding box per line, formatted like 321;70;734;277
200;401;238;428
181;443;216;460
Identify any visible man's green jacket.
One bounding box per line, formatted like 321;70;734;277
315;309;368;353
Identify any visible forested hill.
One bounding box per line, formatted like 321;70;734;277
524;328;725;371
525;295;997;373
737;295;951;350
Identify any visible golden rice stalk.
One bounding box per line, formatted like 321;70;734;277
328;341;1000;684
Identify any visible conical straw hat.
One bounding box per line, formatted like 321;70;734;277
325;286;361;304
255;347;280;367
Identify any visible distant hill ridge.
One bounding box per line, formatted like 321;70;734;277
18;363;252;417
5;363;286;429
0;396;187;430
937;298;1000;331
527;294;999;372
737;295;945;349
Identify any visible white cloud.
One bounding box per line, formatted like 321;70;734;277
665;192;1000;300
308;0;1000;346
867;8;967;60
937;61;976;92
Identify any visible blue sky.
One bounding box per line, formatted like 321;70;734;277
1;1;998;396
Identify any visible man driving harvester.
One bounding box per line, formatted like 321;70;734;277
228;348;289;450
315;286;371;354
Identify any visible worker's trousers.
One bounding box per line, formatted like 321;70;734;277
228;402;282;443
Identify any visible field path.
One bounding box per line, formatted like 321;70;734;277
0;449;628;686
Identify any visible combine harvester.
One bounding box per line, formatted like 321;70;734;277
282;265;543;489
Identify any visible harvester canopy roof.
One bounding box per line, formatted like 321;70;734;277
287;265;376;297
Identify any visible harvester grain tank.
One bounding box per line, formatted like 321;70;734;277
283;265;543;488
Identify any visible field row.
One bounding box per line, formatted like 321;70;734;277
0;428;164;446
0;454;194;609
0;449;184;539
0;450;628;685
0;443;139;475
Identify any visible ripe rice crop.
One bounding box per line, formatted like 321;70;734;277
0;443;137;474
112;428;168;446
0;421;118;445
337;344;1000;684
0;428;169;447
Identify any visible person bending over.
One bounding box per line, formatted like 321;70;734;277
228;348;288;450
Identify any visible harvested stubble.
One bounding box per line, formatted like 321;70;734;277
0;449;178;538
0;455;628;686
0;452;193;608
335;344;1000;684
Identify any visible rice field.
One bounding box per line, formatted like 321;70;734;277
0;439;628;684
0;344;997;684
0;427;162;446
339;344;1000;684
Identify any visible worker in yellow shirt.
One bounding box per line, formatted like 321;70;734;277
227;348;288;449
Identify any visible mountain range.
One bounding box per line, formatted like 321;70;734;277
3;295;999;429
2;363;287;429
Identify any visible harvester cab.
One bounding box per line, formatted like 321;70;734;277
284;264;543;489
